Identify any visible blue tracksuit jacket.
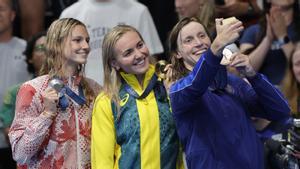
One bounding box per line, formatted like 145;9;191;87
169;49;291;169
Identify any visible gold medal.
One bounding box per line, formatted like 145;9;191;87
155;60;168;80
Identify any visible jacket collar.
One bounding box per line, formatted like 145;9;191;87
120;65;155;95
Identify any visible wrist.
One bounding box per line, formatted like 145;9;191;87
211;39;225;57
245;69;257;77
264;36;273;44
239;65;257;77
276;31;288;39
275;35;290;48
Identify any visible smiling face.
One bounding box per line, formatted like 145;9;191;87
63;25;90;65
112;31;150;78
176;21;211;70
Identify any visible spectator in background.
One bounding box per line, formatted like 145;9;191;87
0;32;46;156
138;0;178;60
239;0;299;86
281;43;300;116
23;32;47;77
175;0;204;19
8;18;101;169
17;0;44;40
60;0;163;85
0;0;28;167
175;0;216;34
44;0;78;28
175;0;262;35
13;0;78;40
215;0;262;27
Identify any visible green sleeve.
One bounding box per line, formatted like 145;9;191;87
0;85;20;128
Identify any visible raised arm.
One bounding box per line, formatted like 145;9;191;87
269;7;294;62
8;84;58;164
241;15;274;71
230;53;290;120
170;18;244;112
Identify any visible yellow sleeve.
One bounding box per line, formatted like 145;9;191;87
91;93;116;169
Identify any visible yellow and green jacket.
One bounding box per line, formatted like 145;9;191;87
91;65;181;169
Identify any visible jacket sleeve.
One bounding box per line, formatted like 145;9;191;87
169;49;222;113
8;84;54;164
91;93;116;169
0;85;18;128
239;73;290;120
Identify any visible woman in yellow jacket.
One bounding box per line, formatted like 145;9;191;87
91;25;182;169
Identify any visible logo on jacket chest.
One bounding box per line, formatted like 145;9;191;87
120;93;130;107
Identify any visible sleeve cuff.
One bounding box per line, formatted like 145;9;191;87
246;73;262;83
203;48;222;67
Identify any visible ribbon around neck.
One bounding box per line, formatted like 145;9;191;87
123;74;158;100
58;85;86;111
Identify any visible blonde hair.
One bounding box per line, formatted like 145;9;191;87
102;24;144;105
196;0;215;35
40;18;96;105
281;49;300;116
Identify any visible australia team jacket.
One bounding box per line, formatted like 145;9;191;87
91;65;182;169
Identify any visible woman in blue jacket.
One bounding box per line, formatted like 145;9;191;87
167;17;291;169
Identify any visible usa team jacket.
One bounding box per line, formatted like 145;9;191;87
169;49;291;169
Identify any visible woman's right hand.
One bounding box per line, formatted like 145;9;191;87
41;88;59;114
211;18;244;56
269;6;287;40
266;14;275;42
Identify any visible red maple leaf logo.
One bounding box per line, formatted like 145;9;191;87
53;109;76;143
79;120;91;140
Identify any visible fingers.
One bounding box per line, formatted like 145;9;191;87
42;89;59;113
215;18;224;33
164;64;173;82
163;64;173;73
42;88;59;107
221;18;244;41
215;18;223;26
230;53;248;67
43;88;59;99
229;53;256;77
226;20;244;35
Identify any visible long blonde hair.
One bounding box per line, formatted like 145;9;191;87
281;48;300;116
102;25;144;105
196;0;215;35
40;18;96;105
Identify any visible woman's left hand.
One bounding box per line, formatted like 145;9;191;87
230;53;256;77
163;64;174;93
